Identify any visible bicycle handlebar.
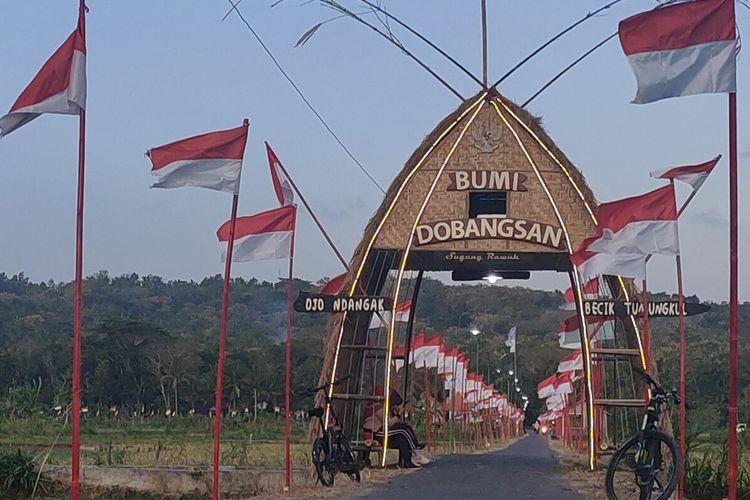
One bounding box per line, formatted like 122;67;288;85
633;368;680;405
300;375;352;397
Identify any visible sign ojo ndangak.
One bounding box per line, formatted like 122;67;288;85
294;292;393;314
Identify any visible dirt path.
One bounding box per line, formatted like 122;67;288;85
352;434;583;499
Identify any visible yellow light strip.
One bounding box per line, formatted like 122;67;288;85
618;276;648;370
494;97;597;222
325;94;488;422
381;102;486;466
491;100;596;470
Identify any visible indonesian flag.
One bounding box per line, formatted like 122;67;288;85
147;122;249;194
265;142;294;206
369;300;411;329
558;350;583;373
0;17;86;137
553;372;573;395
217;205;295;262
561;278;599;310
413;335;443;368
505;326;517;353
558;316;615;349
619;0;736;104
537;374;556;399
571;185;679;279
650;155;721;191
320;272;347;295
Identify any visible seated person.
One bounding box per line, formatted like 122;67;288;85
362;385;428;468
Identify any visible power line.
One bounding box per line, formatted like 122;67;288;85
523;33;618;108
493;0;629;88
223;0;385;194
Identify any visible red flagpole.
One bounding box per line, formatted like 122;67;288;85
212;190;240;500
423;361;431;452
727;91;739;500
71;3;86;499
284;206;297;490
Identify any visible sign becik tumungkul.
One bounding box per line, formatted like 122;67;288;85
584;299;710;318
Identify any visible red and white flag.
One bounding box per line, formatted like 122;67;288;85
557;350;583;373
619;0;736;104
558;316;615;349
369;300;412;329
217;205;296;262
561;278;599;310
650;155;721;191
265;142;295;206
537;374;557;399
553;372;574;395
320;272;347;296
572;185;679;279
147;122;249;194
0;18;86;137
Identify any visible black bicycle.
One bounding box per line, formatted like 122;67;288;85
605;370;681;500
302;375;360;487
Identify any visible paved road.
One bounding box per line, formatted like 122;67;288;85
354;434;582;499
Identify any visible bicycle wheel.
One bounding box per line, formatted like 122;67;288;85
605;430;679;500
336;434;361;482
312;437;335;487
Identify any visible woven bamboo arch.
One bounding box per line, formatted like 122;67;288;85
316;89;646;469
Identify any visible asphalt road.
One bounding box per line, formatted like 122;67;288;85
353;434;582;499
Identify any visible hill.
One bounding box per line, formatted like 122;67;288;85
0;272;746;430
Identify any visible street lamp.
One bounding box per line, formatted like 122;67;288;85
470;327;480;375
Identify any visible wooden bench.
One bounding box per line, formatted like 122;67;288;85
351;441;384;468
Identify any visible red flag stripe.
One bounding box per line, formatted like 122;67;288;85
9;20;86;113
619;0;735;55
652;155;721;180
148;124;249;171
596;185;678;234
320;272;347;296
217;205;295;241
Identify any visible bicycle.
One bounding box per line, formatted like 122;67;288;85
605;369;681;500
302;375;361;487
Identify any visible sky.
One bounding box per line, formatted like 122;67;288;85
0;0;748;302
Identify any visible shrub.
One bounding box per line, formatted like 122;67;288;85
0;449;37;496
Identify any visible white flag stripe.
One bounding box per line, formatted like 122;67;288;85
576;253;647;280
558;355;582;373
273;161;294;205
627;39;736;104
220;230;292;262
652;170;709;190
587;220;679;256
151;159;242;193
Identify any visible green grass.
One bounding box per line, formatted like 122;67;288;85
1;415;312;467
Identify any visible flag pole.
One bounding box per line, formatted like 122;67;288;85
266;143;348;270
212;189;240;500
423;361;431;452
284;206;298;490
727;91;739;500
669;177;688;499
71;3;87;499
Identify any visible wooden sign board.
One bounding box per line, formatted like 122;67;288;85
583;300;710;318
294;292;393;314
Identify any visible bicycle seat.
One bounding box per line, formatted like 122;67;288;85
308;407;324;418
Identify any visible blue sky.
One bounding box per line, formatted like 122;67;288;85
0;0;747;301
